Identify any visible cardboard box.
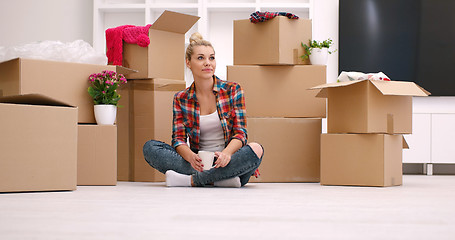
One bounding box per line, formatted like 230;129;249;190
247;117;321;182
311;80;429;134
321;133;408;187
234;17;312;65
0;94;78;192
77;124;117;186
122;10;199;80
0;58;133;123
117;78;186;182
227;65;326;118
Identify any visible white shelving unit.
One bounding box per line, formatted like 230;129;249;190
403;96;455;174
93;0;313;80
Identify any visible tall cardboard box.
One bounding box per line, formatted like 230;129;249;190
0;58;132;123
234;17;312;65
117;78;186;182
247;117;322;182
0;94;78;193
310;80;429;134
227;65;326;118
122;11;199;80
321;133;408;187
78;125;117;186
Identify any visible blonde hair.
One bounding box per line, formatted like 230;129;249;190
185;32;214;61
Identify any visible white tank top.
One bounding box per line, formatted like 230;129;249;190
199;110;225;152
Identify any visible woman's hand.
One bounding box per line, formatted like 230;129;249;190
214;151;232;168
187;152;204;172
176;145;204;172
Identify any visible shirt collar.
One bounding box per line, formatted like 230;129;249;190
188;75;222;99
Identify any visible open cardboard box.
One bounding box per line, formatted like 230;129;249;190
117;78;186;182
122;10;199;80
248;117;322;182
310;80;430;134
234;16;312;65
0;58;135;123
321;133;409;187
227;65;326;118
0;94;78;193
77;124;117;186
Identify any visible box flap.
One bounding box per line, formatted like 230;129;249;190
309;79;430;98
402;136;409;149
309;80;365;98
151;10;200;34
0;94;75;107
370;80;430;97
115;66;138;75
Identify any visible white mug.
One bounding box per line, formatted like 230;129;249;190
198;151;215;171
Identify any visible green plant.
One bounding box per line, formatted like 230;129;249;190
88;70;127;106
300;39;337;60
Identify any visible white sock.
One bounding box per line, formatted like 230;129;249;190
214;177;241;188
165;170;192;187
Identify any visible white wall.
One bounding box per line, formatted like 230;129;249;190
0;0;93;47
313;0;339;84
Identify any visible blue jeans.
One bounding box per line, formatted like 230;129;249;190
143;140;263;187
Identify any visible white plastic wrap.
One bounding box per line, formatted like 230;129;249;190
337;71;391;82
0;40;107;65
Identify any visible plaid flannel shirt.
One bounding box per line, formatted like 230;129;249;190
172;76;247;151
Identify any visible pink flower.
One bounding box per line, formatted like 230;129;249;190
102;91;106;94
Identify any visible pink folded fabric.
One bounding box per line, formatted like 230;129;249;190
106;24;152;65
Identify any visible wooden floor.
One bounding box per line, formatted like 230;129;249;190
1;175;455;240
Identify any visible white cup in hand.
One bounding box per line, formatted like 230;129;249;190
198;151;215;171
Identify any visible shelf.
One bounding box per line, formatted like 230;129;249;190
93;0;314;67
207;3;257;9
148;3;199;9
97;3;146;13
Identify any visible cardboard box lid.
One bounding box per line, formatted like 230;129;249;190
0;94;75;107
310;80;430;98
151;10;200;34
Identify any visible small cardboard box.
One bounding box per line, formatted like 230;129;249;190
227;65;326;118
247;117;322;182
0;58;133;123
0;94;78;193
321;133;409;187
234;16;312;65
310;80;429;134
77;124;117;186
122;10;199;80
117;78;186;182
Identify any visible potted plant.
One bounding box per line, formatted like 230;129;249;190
88;70;127;125
301;39;337;65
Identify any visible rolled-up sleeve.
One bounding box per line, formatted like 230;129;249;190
231;83;247;145
171;94;188;149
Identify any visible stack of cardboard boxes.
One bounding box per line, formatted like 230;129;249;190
228;16;327;182
115;11;199;182
0;58;129;192
311;80;429;187
0;11;200;191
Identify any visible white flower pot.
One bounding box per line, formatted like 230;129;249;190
309;48;329;65
94;104;117;125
